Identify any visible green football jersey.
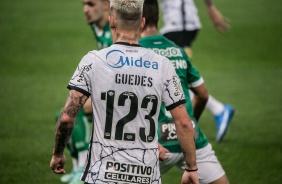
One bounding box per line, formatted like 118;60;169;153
139;35;208;151
90;21;113;49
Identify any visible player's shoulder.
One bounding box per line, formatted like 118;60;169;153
83;49;99;59
87;47;111;58
77;49;106;65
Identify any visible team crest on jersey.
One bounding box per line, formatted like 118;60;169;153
106;50;158;70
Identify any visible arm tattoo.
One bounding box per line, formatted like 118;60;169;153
63;91;88;118
116;32;138;41
53;90;88;156
53;119;74;156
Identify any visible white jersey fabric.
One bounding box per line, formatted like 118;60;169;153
68;42;186;184
160;0;202;34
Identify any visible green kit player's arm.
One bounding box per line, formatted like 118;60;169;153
190;84;209;121
183;50;209;122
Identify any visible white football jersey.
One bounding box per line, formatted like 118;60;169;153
68;42;185;184
160;0;202;34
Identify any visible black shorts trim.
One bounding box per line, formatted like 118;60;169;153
165;99;186;111
163;30;199;48
67;85;91;97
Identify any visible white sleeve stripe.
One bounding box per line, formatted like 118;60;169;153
188;77;204;88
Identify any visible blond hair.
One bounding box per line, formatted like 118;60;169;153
110;0;144;30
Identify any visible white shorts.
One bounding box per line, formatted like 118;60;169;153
159;143;225;184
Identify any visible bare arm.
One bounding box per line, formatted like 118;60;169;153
170;105;199;184
83;98;92;114
204;0;230;33
170;104;197;169
190;83;209;121
158;143;169;161
50;90;88;174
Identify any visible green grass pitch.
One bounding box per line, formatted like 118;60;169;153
0;0;281;183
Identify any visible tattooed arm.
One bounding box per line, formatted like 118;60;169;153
50;90;88;174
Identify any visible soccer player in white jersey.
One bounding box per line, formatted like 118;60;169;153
160;0;235;142
50;0;199;184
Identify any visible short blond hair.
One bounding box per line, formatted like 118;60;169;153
110;0;144;30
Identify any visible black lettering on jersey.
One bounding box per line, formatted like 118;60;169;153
126;50;138;53
172;75;181;96
105;161;152;175
101;91;158;142
135;75;141;85
104;172;150;184
77;64;92;83
141;76;147;86
115;73;153;87
147;77;153;87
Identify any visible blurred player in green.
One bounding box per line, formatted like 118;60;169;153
139;0;229;183
160;0;235;142
83;0;112;49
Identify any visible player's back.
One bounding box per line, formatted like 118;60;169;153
90;42;164;149
68;42;185;183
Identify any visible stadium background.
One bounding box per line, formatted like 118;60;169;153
0;0;281;183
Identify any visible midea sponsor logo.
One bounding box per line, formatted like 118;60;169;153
106;50;158;70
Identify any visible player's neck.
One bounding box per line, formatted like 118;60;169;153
113;31;140;45
141;26;159;37
96;13;109;30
